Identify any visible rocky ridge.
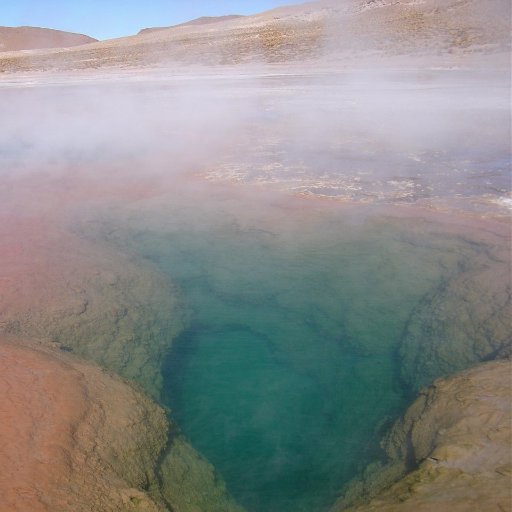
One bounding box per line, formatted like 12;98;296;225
0;336;245;512
138;15;245;35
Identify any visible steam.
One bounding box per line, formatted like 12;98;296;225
0;78;253;176
0;65;509;209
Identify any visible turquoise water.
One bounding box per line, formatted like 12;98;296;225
106;204;478;512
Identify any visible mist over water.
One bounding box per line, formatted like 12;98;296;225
1;69;509;210
1;67;509;511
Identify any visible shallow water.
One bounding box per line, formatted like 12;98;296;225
101;201;485;512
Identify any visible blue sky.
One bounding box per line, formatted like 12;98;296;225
1;1;310;40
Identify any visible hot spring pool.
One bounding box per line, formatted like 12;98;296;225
95;198;500;512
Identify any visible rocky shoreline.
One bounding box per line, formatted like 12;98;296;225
0;179;245;512
335;360;511;511
0;336;245;512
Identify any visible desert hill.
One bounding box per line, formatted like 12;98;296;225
0;0;509;72
139;15;245;35
0;26;97;52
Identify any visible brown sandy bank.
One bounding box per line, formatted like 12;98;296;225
0;336;244;512
0;336;168;512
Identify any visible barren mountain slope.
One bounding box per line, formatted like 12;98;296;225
139;15;245;35
0;0;509;72
0;26;97;52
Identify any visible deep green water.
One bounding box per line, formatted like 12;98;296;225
106;204;478;512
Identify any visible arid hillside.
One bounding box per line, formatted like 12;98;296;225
0;26;96;52
138;15;245;35
0;0;509;72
